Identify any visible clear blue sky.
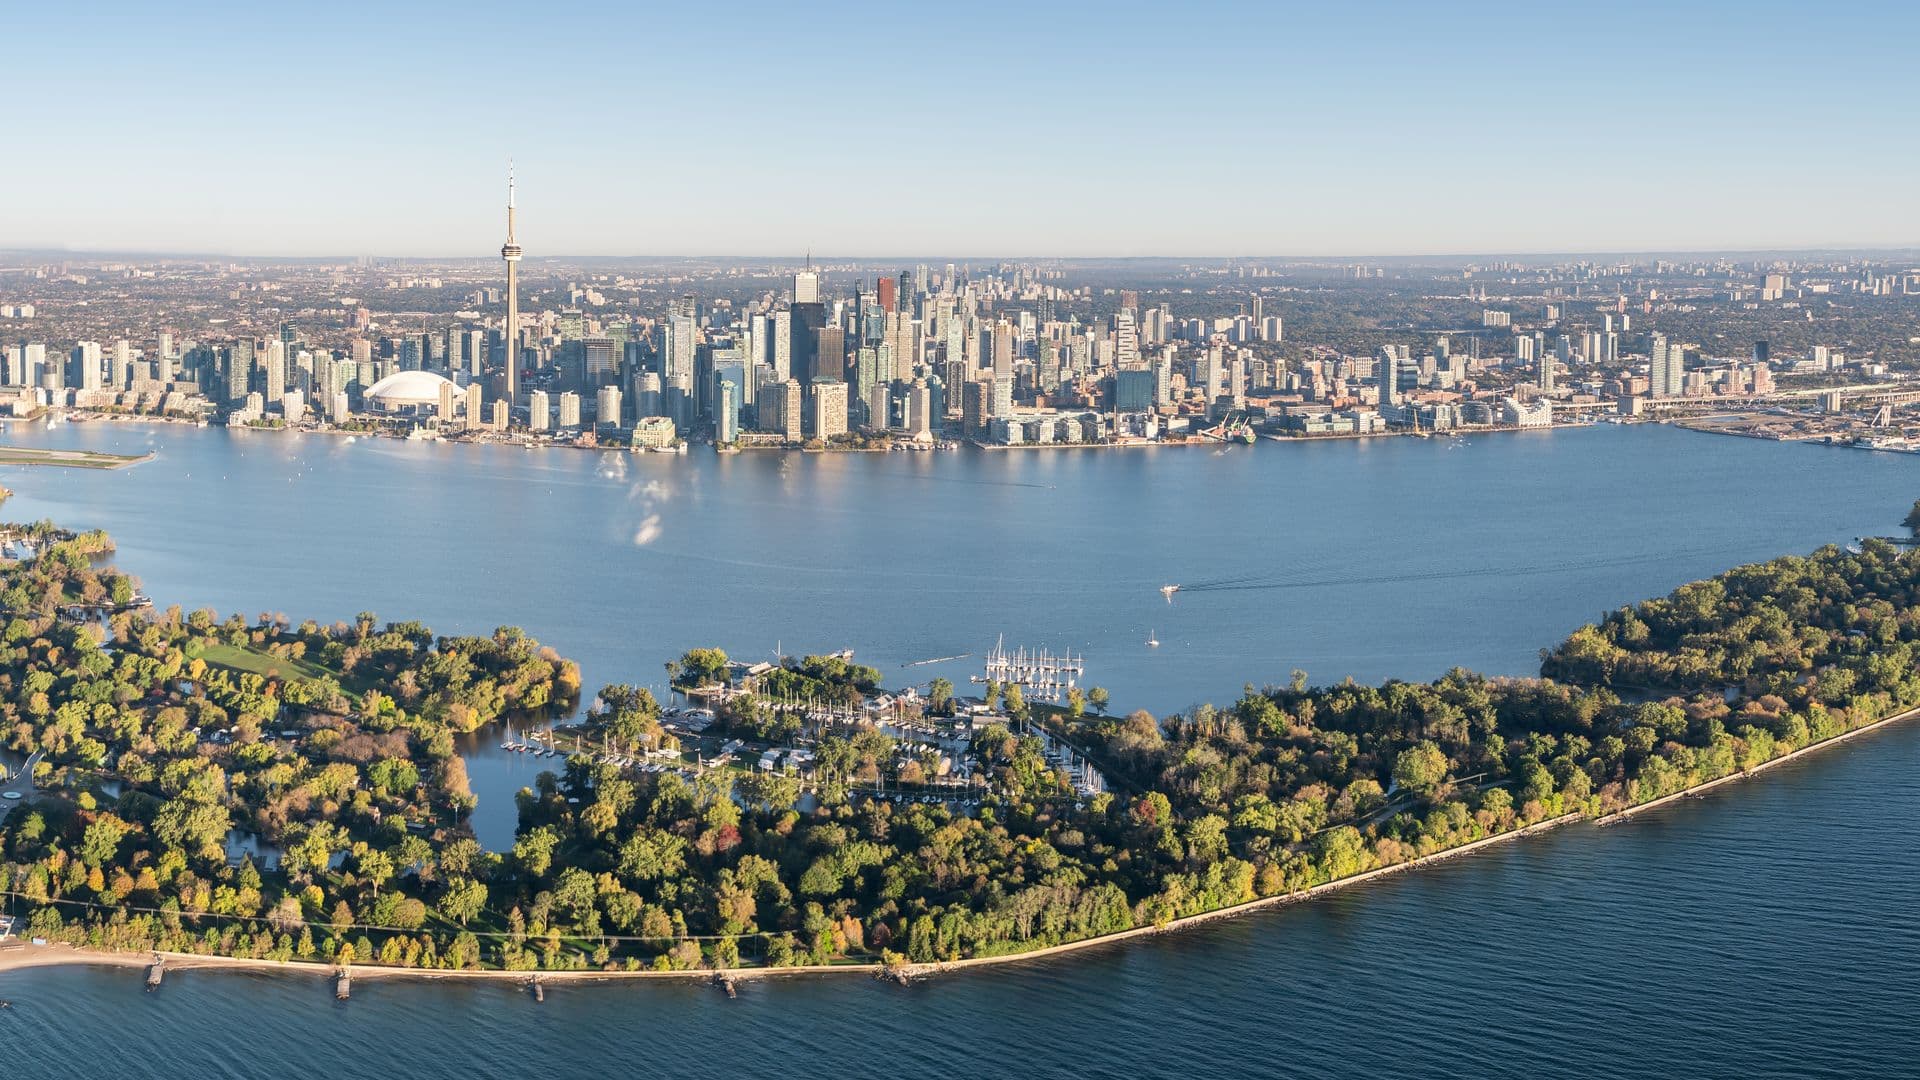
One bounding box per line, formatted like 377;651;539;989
12;0;1917;257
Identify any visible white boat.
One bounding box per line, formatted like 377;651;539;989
1146;629;1159;648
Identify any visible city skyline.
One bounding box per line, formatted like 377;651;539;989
14;0;1920;258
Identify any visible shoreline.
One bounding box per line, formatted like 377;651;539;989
0;693;1910;992
0;811;1584;987
1593;700;1920;825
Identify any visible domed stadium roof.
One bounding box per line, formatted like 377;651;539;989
364;370;458;407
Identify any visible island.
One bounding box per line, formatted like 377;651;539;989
1;515;1916;982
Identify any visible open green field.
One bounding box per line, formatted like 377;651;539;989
0;446;152;469
196;642;374;701
198;642;333;682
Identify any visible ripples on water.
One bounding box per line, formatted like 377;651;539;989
3;423;1918;1076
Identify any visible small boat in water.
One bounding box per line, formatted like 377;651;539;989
1146;629;1159;648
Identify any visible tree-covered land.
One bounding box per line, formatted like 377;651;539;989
5;525;1916;973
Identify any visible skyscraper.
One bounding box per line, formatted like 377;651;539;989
1650;333;1683;397
501;162;523;406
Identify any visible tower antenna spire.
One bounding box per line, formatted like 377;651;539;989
501;157;524;406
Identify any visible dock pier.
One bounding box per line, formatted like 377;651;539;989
145;961;164;991
335;970;351;1001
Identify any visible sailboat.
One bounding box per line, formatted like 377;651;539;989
1146;629;1160;648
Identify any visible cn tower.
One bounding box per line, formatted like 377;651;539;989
500;161;522;405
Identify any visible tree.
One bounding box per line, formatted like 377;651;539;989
357;848;395;895
928;678;953;715
513;828;559;879
1391;740;1450;801
438;877;488;926
79;815;131;866
1906;499;1920;534
1088;687;1110;716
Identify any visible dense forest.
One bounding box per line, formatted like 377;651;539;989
3;526;1915;973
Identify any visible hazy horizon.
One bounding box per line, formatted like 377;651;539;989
15;1;1919;258
8;244;1919;266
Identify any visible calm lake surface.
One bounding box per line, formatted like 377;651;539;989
0;419;1915;1077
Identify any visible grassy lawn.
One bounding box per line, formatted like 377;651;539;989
199;642;360;694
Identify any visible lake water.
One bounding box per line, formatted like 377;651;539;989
0;419;1915;1077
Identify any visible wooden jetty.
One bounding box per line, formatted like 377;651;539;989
335;970;351;1000
531;976;545;1003
145;962;164;991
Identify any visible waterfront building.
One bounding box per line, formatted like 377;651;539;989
1501;396;1552;428
809;379;848;439
1650;333;1684;397
1115;367;1156;412
557;391;581;429
759;378;802;440
906;379;933;440
715;378;739;443
364;370;460;416
69;341;103;391
962;379;988;433
528;389;550;432
597;385;623;429
631;415;677;448
464;383;485;430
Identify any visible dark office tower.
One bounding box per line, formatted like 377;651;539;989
557;339;585;384
898;271;914;317
877;276;897;314
816;325;847;382
1752;340;1770;365
790;301;827;384
693;342;715;422
584;336;617;385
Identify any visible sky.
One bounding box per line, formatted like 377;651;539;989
10;0;1919;258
